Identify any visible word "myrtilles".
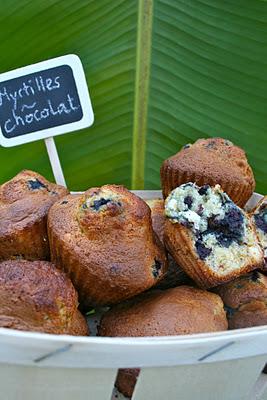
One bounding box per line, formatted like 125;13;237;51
0;75;80;134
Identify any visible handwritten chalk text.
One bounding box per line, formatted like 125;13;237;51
4;94;80;134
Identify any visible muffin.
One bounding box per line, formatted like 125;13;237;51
251;196;267;266
214;271;267;329
160;137;255;207
0;170;68;261
48;185;167;307
146;198;191;288
164;183;264;288
99;286;227;397
0;260;88;335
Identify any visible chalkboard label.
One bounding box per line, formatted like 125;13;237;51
0;55;94;147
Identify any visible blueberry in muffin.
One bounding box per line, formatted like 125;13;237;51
164;183;264;288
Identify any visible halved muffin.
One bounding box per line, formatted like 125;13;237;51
48;185;167;307
0;260;88;335
0;170;68;261
99;286;227;397
160;137;255;207
214;271;267;329
164;183;264;288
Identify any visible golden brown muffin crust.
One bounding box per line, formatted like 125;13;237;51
99;285;227;397
215;271;267;309
99;286;227;337
0;170;68;261
146;199;165;244
160;138;255;207
48;185;167;307
215;271;267;329
0;260;88;335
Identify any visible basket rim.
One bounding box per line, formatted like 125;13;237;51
0;323;267;346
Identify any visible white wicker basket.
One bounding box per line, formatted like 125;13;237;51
0;191;266;400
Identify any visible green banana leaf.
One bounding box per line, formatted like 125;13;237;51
0;0;266;193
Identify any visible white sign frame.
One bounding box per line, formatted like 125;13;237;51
0;54;94;147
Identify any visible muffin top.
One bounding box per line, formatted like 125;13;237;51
161;137;255;205
215;271;267;310
0;170;68;237
48;185;167;306
98;286;227;337
0;260;84;334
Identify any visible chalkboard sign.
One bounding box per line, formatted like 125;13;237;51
0;55;94;147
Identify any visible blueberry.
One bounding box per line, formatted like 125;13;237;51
208;215;221;230
224;208;244;233
184;195;193;209
197;204;204;215
198;185;209;196
254;210;267;234
195;240;212;260
91;198;111;211
180;219;194;229
224;305;236;318
216;233;233;248
28;179;47;190
183;144;191;149
251;271;260;282
234;283;244;289
152;259;162;278
208;207;244;239
61;200;68;205
206;140;216;149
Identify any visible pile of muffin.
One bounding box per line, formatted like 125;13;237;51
1;137;267;397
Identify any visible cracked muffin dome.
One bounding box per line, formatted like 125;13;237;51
160;137;255;207
48;185;167;307
0;170;68;261
251;196;267;267
164;183;263;288
99;286;227;397
214;271;267;329
146;198;191;288
0;260;88;335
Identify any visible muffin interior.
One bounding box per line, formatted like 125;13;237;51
80;189;122;212
165;183;261;275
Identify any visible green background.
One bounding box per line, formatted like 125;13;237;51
0;0;266;193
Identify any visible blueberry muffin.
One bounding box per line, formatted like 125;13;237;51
0;170;68;261
99;286;227;397
48;185;167;307
0;260;88;335
160;137;255;207
251;196;267;267
164;183;263;288
146;198;191;288
214;271;267;329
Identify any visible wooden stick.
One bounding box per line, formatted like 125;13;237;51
44;137;66;187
